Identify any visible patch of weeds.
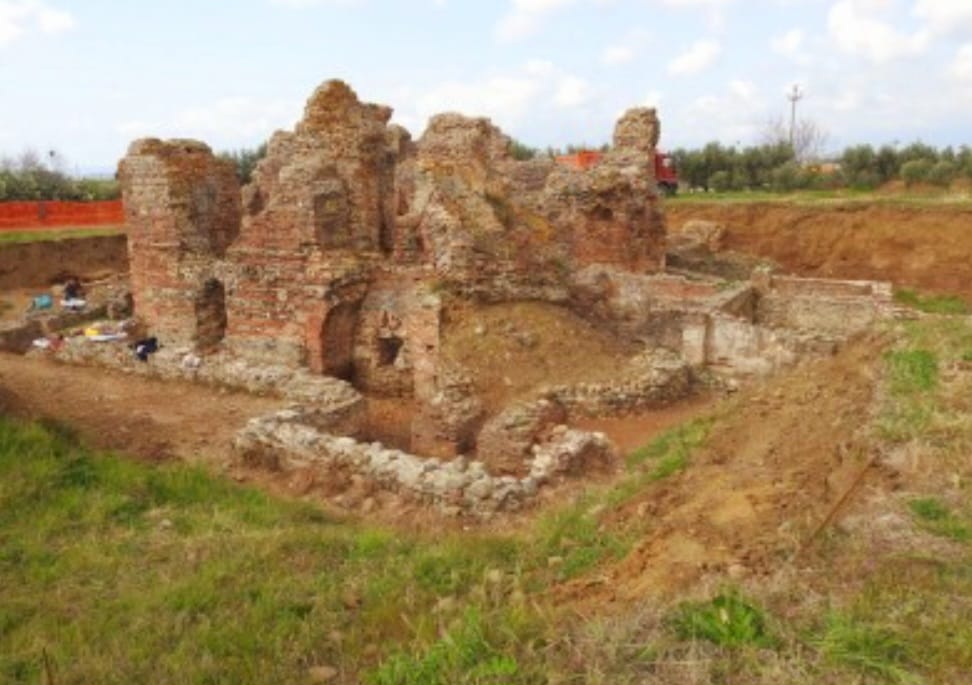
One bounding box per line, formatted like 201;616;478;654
626;418;712;479
536;504;630;580
667;591;776;649
894;288;969;315
886;349;939;395
814;613;920;684
909;498;971;542
368;607;534;685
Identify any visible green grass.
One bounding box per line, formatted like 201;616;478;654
0;226;123;245
894;288;970;315
625;418;712;479
815;613;920;684
909;498;971;542
886;349;939;394
0;417;548;684
668;591;775;649
668;188;972;207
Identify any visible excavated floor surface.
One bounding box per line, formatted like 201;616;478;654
442;300;638;415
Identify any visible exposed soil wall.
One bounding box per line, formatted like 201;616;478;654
0;235;128;288
667;202;972;301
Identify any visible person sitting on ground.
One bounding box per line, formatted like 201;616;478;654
133;336;160;362
62;277;87;311
64;277;84;300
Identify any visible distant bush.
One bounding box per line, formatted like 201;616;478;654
708;170;732;192
509;139;538;161
926;160;957;187
899;159;934;186
219;143;268;184
0;149;119;201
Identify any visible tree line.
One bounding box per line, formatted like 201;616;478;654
670;141;972;192
0;150;119;202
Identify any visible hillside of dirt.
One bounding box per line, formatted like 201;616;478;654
667;202;972;301
563;333;891;605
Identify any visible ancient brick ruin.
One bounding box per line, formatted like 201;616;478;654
103;79;895;514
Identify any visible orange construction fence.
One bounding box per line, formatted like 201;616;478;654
0;200;124;230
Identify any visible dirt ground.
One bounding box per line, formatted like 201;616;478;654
0;352;281;464
561;334;891;604
667;202;972;301
442;300;637;415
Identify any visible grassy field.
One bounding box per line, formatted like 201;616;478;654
666;187;972;207
0;226;123;246
2;312;971;683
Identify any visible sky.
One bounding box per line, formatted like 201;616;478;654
1;0;971;174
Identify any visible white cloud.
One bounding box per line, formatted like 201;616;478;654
643;91;663;108
771;28;804;58
679;79;768;145
601;44;635;65
413;76;540;125
660;0;732;5
554;75;591;107
599;27;650;66
270;0;359;6
913;0;972;38
0;0;73;46
667;39;720;75
495;0;576;42
952;43;972;81
117;97;300;145
827;0;929;64
728;79;757;101
394;61;594;135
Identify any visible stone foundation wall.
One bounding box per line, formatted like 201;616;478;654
235;410;615;517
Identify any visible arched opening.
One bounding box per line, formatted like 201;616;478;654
320;302;359;380
194;278;227;351
377;335;404;366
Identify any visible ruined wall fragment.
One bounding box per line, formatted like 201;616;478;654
118;139;240;348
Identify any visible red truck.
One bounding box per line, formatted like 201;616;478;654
554;149;679;196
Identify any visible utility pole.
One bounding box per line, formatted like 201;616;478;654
787;84;804;150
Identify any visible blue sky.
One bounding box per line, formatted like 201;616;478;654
2;0;971;173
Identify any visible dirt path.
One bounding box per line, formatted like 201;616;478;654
0;352;281;463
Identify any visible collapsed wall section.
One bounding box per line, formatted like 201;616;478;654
394;108;667;301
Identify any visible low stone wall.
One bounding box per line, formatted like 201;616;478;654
235;411;615;516
545;350;694;417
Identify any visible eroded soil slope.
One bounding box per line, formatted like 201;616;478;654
667;202;972;300
562;333;892;604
